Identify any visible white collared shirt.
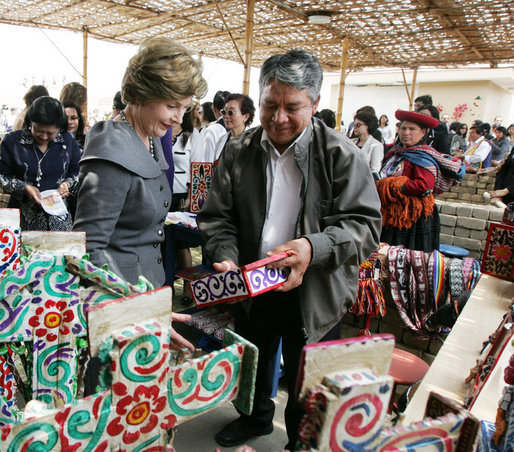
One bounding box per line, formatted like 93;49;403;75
464;136;491;164
258;129;306;259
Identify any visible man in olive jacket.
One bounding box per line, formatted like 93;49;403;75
197;49;382;449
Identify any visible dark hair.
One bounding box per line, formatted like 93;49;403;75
495;126;508;136
415;94;433;106
63;101;86;147
201;101;216;123
213;90;230;111
320;109;336;128
25;96;67;132
112;91;126;111
379;114;389;126
356;105;376;116
59;82;87;108
225;93;255;126
469;125;485;136
354;111;379;135
23;85;49;107
178;109;195;147
417;104;440;120
259;49;322;103
473;119;483;127
482;122;491;134
458;123;468;138
449;121;460;132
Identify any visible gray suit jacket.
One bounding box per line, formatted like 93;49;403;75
73;120;171;288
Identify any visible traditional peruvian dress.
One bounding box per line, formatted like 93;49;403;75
377;144;464;252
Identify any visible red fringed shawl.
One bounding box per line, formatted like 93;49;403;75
376;176;435;230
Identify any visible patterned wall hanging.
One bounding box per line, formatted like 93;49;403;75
189;162;213;213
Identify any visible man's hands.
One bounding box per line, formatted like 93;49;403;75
211;238;312;294
266;238;312;292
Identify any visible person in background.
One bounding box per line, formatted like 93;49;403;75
352;111;383;173
490;144;514;206
441;113;450;130
191;100;203;131
378;114;394;145
347;105;382;142
0;96;80;231
63;101;86;150
459;125;492;171
481;122;495;141
213;93;255;164
489;126;510;165
507;124;514;151
450;122;468;154
170;109;204;305
413;94;433;111
378;110;464;252
60;82;87;116
110;91;126;119
198;49;381;449
13;85;49;131
202;90;230;162
319;108;335;128
201;101;216;126
416;104;450;154
73;36;207;290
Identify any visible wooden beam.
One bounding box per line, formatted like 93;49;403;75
335;37;350;133
401;69;412;107
243;0;255;95
212;0;245;65
410;67;418;111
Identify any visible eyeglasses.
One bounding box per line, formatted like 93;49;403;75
353;122;365;128
221;109;237;117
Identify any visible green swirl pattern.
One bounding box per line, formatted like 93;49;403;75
7;422;59;452
120;334;162;383
168;347;240;416
36;342;74;403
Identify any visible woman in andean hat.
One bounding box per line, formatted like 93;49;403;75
377;109;465;252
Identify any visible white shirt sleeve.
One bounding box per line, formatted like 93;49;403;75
464;140;491;164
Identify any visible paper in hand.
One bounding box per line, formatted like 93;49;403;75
39;190;69;216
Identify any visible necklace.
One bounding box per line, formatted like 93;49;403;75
119;110;154;157
33;146;50;188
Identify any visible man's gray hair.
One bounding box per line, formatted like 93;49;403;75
259;49;323;103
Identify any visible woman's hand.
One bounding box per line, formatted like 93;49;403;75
491;189;509;198
170;312;194;351
25;185;42;205
58;182;70;198
213;259;238;273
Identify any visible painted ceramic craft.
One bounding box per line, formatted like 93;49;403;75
189;252;289;307
295;334;479;452
0;209;20;279
189;162;213;213
482;222;514;281
0;286;258;450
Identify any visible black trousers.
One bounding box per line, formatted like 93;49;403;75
234;289;341;448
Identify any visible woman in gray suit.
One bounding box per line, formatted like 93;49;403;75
74;37;207;362
74;36;206;289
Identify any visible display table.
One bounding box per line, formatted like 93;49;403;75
402;274;514;425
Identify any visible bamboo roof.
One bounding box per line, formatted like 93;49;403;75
0;0;513;71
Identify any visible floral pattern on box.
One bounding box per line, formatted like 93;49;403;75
482;222;514;281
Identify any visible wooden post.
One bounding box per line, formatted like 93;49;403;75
82;28;88;120
401;69;411;107
335;37;350;132
243;0;255;95
410;67;418;111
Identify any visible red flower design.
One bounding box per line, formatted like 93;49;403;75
107;384;167;444
493;244;512;261
27;299;75;341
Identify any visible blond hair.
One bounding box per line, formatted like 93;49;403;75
122;37;207;105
